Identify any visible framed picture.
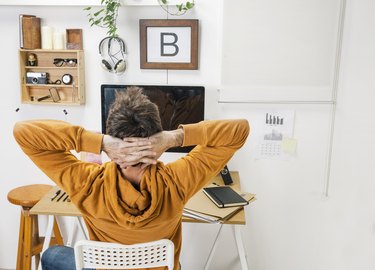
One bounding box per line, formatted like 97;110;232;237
140;19;199;70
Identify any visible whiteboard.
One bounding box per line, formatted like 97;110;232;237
220;0;342;102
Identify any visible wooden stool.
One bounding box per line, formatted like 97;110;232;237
7;184;64;270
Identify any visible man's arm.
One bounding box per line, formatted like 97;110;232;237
163;119;250;202
147;129;184;159
13;120;156;195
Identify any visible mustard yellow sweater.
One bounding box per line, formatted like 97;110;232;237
13;119;249;270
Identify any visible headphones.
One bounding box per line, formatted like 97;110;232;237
99;37;127;75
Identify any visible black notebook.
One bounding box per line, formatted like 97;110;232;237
203;186;249;208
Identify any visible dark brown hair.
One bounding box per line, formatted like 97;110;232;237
106;86;162;138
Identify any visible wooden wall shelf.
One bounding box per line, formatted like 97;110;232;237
19;49;85;105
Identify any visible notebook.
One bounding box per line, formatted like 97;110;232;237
203;186;249;208
184;183;255;223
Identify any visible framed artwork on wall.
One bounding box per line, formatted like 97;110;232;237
139;19;199;70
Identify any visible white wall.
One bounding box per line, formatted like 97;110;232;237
1;0;375;269
216;1;375;270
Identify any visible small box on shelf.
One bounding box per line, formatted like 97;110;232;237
66;29;83;50
19;49;85;105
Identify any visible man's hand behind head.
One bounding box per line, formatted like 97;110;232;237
102;135;157;168
102;128;183;169
148;128;184;159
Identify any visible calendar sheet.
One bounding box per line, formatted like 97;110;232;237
255;110;296;160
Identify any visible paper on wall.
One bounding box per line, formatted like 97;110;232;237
255;110;296;160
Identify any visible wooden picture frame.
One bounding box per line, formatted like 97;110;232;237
140;19;198;70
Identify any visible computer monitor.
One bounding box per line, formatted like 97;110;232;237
101;85;205;153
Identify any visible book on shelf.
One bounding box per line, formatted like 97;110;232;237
184;184;255;223
203;185;250;208
19;14;41;49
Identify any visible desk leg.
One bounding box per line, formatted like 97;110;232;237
41;215;54;252
66;216;88;247
204;223;224;270
77;217;88;240
233;225;249;270
38;215;54;270
66;216;76;247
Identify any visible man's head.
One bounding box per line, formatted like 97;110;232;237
106;86;162;139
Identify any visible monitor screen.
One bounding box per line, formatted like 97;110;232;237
101;85;205;153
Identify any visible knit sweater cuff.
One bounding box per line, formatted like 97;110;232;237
180;122;206;147
80;130;103;154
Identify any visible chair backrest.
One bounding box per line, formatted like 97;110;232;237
74;239;174;270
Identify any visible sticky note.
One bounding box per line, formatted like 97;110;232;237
281;137;297;154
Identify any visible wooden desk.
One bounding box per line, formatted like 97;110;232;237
31;172;245;223
30;172;249;270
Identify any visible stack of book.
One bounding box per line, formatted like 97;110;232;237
183;184;255;223
19;14;41;49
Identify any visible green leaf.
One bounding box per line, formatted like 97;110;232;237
161;0;168;4
83;6;91;10
94;19;102;25
94;9;104;16
104;15;113;21
186;2;194;9
107;3;113;11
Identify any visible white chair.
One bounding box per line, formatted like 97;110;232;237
74;239;174;270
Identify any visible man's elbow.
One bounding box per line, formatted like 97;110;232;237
13;121;30;145
242;119;250;136
13;121;23;140
237;119;250;147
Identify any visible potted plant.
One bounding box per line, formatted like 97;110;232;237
84;0;195;37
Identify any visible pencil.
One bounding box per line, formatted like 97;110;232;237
56;192;66;202
63;194;69;202
51;190;61;201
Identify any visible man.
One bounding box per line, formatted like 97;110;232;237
13;86;250;270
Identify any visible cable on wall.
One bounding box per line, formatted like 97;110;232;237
323;0;346;197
